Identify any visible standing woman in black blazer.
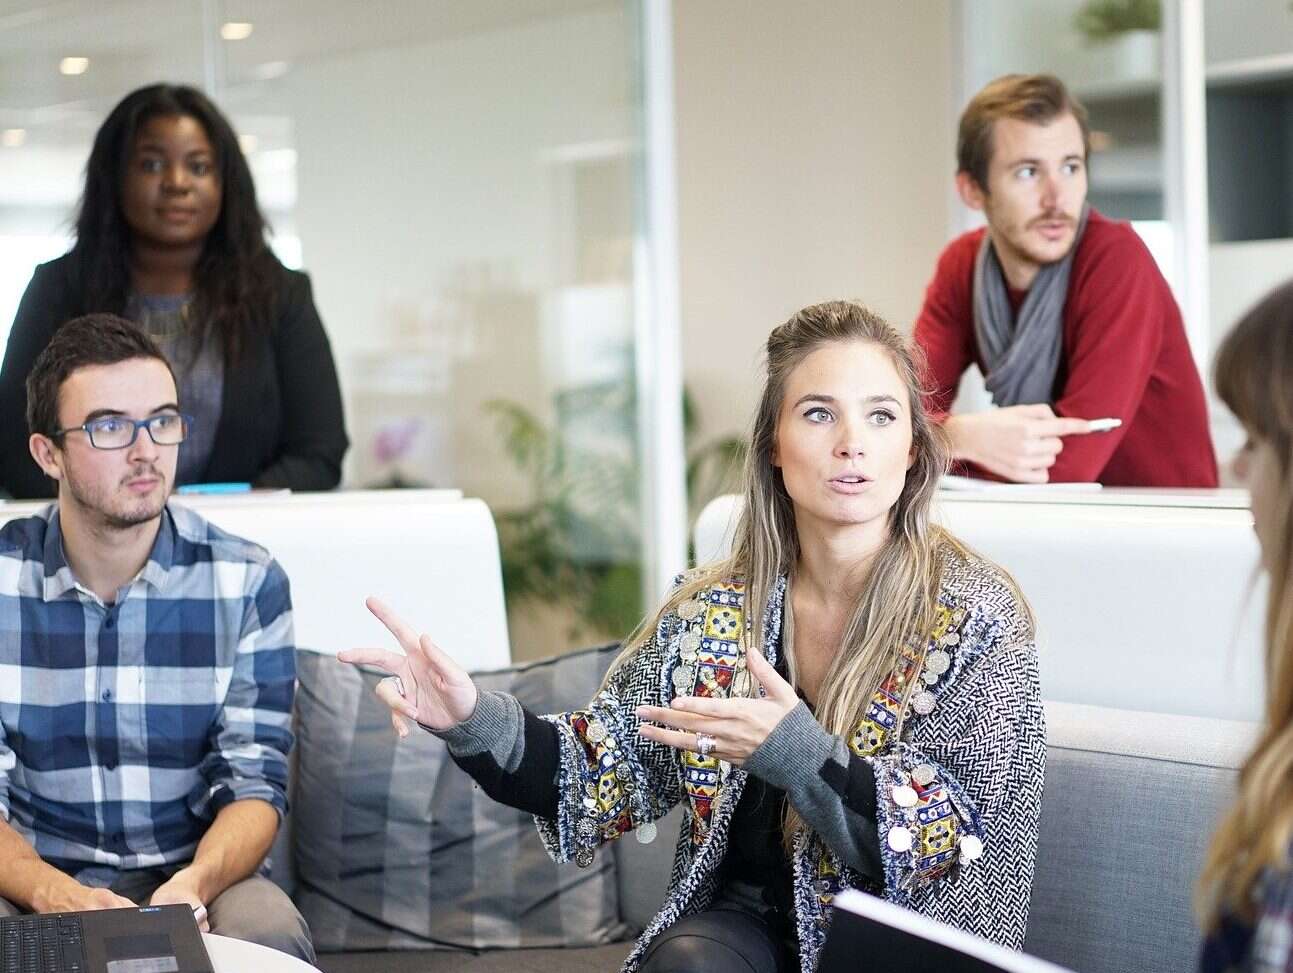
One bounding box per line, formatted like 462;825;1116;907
0;83;347;498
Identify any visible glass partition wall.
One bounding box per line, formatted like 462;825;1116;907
0;0;681;660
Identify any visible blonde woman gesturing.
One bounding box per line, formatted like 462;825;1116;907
342;301;1044;973
1198;283;1293;973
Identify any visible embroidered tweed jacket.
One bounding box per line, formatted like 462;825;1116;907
534;543;1044;972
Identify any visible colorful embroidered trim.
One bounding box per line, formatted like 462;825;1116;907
672;579;747;844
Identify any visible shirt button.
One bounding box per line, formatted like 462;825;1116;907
103;760;117;771
104;616;115;630
101;689;112;702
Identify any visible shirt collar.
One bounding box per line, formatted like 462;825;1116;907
41;505;177;603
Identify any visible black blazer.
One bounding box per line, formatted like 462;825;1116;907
0;254;348;498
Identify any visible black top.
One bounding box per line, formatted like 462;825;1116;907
0;253;348;498
719;774;798;942
716;649;799;943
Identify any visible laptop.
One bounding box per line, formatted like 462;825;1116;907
0;903;213;973
820;889;1075;973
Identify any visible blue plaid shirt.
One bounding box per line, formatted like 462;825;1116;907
0;502;295;886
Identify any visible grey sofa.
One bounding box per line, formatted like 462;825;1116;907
278;649;1254;973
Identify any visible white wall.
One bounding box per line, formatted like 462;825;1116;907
673;1;957;449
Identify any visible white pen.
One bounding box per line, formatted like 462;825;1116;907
1087;417;1122;433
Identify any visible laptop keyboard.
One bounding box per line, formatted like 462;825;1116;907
0;915;84;973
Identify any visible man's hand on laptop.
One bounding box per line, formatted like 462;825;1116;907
149;874;209;932
943;404;1096;483
34;877;134;915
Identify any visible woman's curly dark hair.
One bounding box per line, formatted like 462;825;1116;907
71;83;279;364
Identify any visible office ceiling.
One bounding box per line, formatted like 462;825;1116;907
0;0;617;207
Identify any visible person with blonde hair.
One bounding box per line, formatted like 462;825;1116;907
1198;281;1293;972
342;300;1044;973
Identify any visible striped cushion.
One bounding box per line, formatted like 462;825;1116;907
293;645;629;952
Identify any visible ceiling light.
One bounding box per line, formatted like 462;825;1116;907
59;57;90;75
2;128;26;148
238;134;259;154
220;22;253;41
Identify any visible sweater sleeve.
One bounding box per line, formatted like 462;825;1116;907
254;271;348;491
913;236;979;422
1046;230;1169;482
743;703;882;882
0;262;69;499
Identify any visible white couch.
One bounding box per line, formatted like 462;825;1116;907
0;489;513;671
694;489;1264;721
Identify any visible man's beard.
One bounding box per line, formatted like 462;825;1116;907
63;461;169;530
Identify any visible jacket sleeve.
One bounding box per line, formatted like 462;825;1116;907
254;270;348;491
533;621;686;864
891;611;1044;949
0;262;69;499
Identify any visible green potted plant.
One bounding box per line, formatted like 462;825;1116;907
487;384;745;648
1073;0;1161;78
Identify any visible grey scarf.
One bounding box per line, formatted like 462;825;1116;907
973;205;1089;406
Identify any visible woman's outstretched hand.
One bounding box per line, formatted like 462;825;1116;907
337;596;479;739
634;646;799;766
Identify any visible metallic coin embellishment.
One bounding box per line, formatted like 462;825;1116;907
911;764;936;787
922;670;940;686
672;665;695;690
585;720;608;744
912;691;937;716
892;785;919;808
887;827;914;853
925;649;951;675
677;599;705;621
959;835;984;862
681;632;702;653
635;821;658;845
615;764;632;782
575;849;595;868
577;818;598;840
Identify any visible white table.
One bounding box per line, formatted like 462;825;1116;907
203;933;317;971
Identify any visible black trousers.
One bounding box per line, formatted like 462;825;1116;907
638;908;793;973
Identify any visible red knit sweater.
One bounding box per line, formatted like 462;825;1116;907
914;210;1218;487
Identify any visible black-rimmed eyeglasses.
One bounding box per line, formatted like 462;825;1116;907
53;413;193;450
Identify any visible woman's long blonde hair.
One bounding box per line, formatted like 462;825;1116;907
1198;281;1293;927
610;301;965;835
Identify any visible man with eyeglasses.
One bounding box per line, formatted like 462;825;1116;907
0;314;314;961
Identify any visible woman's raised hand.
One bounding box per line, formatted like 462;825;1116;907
634;646;800;766
337;596;479;738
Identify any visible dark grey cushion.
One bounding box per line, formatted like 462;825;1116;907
613;805;684;933
1025;714;1242;973
292;645;630;953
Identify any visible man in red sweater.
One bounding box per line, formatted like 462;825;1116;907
915;74;1217;486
